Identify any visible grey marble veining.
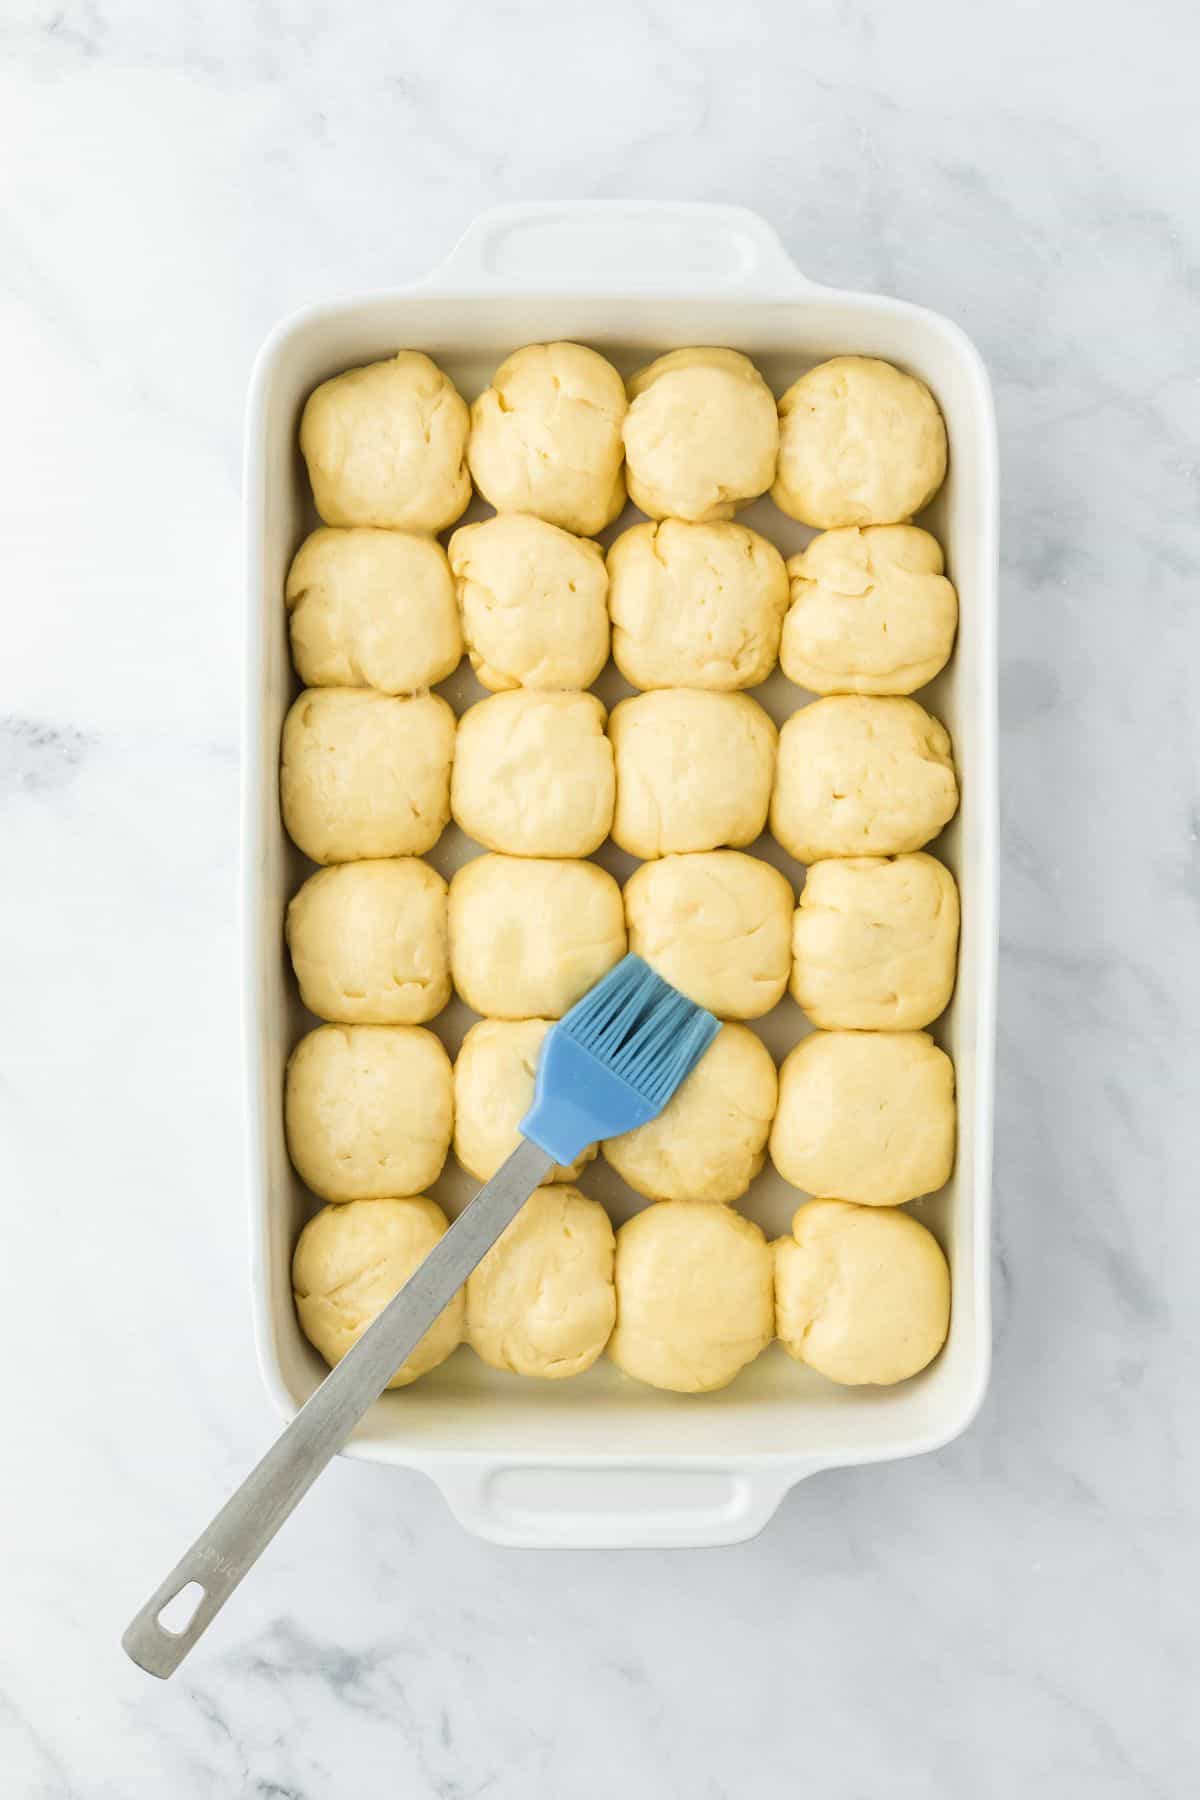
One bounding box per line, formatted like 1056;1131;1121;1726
2;0;1198;1793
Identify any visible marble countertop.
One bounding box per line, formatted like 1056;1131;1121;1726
3;1;1197;1792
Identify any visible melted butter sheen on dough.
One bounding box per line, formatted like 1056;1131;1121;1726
293;1197;464;1387
790;853;959;1031
609;1202;774;1393
467;1186;616;1379
774;1200;950;1385
603;1023;778;1202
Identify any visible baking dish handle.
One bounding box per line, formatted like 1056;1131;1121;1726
427;202;815;296
432;1460;821;1549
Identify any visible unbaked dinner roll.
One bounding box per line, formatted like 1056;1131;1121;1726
781;526;957;696
284;1024;453;1200
293;1197;463;1387
790;853;959;1030
448;854;626;1019
770;1029;955;1206
300;351;470;532
772;356;947;529
609;1201;774;1393
280;688;455;864
603;1023;777;1202
624;851;793;1019
774;1199;950;1385
448;514;609;692
285;528;462;695
454;1018;597;1184
622;348;778;521
608;519;788;691
609;690;776;859
286;858;449;1026
770;695;957;863
467;1186;615;1379
468;343;626;535
451;690;614;858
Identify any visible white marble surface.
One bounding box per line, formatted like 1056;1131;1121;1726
2;0;1198;1791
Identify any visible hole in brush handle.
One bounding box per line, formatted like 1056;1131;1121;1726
155;1580;207;1636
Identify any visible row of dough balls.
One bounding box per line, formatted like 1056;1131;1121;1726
287;512;958;700
285;849;960;1034
293;1189;950;1394
300;343;946;538
285;1015;955;1211
280;686;959;867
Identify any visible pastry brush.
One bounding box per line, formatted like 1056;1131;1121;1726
123;954;719;1678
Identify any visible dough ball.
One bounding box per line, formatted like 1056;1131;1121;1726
467;1186;615;1379
609;690;776;859
286;859;449;1026
780;526;957;696
770;1030;955;1205
468;342;627;535
625;851;793;1020
285;528;462;695
451;690;614;858
448;514;609;692
280;689;455;865
603;1023;777;1202
300;351;470;532
293;1197;463;1387
770;695;958;863
454;1019;597;1184
774;1199;950;1385
609;1201;773;1393
284;1024;453;1200
773;356;947;529
448;854;626;1019
790;853;959;1030
622;347;778;521
608;519;788;691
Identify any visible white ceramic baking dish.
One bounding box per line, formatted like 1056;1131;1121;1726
243;202;997;1548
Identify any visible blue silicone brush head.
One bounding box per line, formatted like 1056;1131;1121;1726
519;955;721;1167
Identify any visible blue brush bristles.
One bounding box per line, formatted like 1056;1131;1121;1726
519;955;721;1168
560;956;720;1106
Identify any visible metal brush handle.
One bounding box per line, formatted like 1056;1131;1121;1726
122;1137;554;1679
